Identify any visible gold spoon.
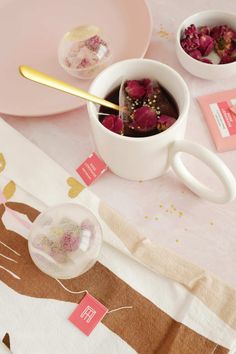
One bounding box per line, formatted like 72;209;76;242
19;65;122;112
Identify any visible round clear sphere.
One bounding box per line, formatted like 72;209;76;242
58;25;111;80
28;203;102;279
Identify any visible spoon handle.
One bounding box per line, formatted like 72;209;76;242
19;65;121;112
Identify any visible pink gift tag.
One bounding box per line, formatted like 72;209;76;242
76;153;107;186
69;293;108;336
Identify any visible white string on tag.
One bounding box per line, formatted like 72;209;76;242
55;279;88;295
56;279;133;314
107;306;133;314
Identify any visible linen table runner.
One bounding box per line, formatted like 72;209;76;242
0;118;236;354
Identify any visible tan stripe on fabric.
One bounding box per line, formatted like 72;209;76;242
99;202;236;332
0;202;228;354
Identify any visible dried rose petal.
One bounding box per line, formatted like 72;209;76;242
211;25;228;40
199;34;214;56
198;26;210;35
232;48;236;57
215;40;232;58
181;23;236;64
131;106;158;132
125;80;146;99
184;24;198;37
141;79;154;97
80;57;90;68
157;115;176;132
199;58;213;64
102;114;123;134
85;35;104;51
214;37;233;57
211;27;220;40
189;49;202;60
211;25;236;40
181;36;200;53
223;27;236;42
220;55;236;64
212;25;236;58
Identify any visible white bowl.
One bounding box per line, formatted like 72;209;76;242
176;10;236;80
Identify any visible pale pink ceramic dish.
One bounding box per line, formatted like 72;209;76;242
0;0;152;117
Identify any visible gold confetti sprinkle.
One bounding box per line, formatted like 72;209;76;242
159;204;163;208
157;25;172;38
144;216;149;219
170;204;175;209
176;239;180;243
178;211;184;217
210;221;214;226
155;217;159;220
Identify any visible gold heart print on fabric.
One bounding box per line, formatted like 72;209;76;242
67;177;84;198
0;153;16;201
0;153;6;173
3;181;16;200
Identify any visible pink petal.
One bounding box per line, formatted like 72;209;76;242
184;24;198;37
181;36;200;53
157;115;176;131
189;49;202;60
102;115;115;130
210;25;227;40
131;106;157;132
85;35;103;51
231;48;236;58
199;35;214;56
125;80;146;99
141;79;154;97
200;58;213;64
114;116;124;134
101;115;123;134
198;26;210;35
220;55;236;64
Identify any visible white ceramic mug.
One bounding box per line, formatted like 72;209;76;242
87;59;236;203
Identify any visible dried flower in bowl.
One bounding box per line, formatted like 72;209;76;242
180;23;236;65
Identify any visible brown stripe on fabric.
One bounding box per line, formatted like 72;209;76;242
99;201;236;332
2;333;10;349
0;202;229;353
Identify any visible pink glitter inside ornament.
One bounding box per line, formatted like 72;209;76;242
28;204;103;279
58;25;111;80
60;232;80;252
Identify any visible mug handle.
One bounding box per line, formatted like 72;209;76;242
169;140;236;204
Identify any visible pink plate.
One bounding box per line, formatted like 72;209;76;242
0;0;152;116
